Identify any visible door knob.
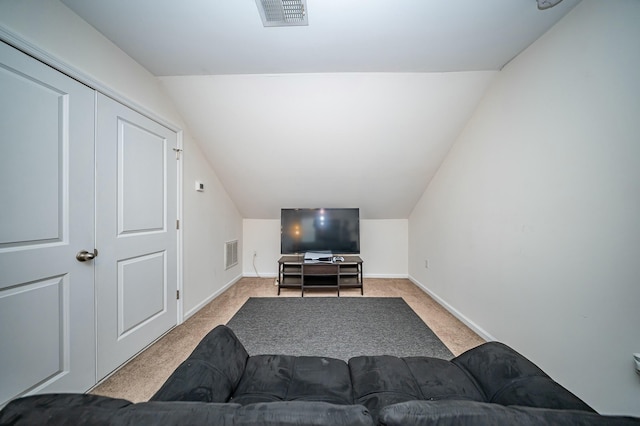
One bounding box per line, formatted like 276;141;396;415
76;249;97;262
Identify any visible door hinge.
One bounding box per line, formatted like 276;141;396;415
176;219;180;230
172;147;183;160
176;290;180;300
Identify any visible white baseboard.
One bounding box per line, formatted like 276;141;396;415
364;273;409;279
242;272;278;278
408;275;495;342
183;274;243;321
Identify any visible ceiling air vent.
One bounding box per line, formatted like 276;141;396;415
255;0;308;27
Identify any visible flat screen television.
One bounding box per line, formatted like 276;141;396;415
281;208;360;255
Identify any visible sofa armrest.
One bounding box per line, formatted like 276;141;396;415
0;396;375;426
0;394;132;425
233;401;373;426
151;325;249;403
452;342;594;412
117;401;373;426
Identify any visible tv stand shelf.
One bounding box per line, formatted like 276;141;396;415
277;256;363;297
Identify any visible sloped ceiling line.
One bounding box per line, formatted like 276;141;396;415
60;0;580;219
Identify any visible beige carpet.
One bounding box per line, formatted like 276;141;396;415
90;277;485;402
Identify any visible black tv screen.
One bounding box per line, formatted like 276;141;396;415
281;208;360;255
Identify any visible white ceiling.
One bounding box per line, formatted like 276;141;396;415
61;0;579;76
60;0;579;219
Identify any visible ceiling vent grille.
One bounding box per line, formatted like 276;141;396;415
255;0;308;27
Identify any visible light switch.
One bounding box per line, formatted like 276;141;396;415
195;181;204;192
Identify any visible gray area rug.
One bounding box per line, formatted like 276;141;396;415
226;297;453;361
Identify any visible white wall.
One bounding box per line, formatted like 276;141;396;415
242;219;280;278
243;219;408;278
159;71;496;220
360;220;408;277
182;141;243;318
0;0;243;319
409;0;640;416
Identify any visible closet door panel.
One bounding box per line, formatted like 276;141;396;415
95;93;178;380
0;41;96;407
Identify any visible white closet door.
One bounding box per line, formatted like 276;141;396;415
95;93;178;380
0;42;96;406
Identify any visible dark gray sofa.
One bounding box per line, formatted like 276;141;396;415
1;325;638;425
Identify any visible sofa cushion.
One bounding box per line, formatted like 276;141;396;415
151;325;249;402
231;355;353;405
403;357;485;402
349;355;484;420
452;341;595;412
349;355;422;418
377;400;640;426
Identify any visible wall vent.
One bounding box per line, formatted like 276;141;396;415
255;0;308;27
225;240;239;270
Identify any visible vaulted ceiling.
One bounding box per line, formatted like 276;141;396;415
61;0;580;219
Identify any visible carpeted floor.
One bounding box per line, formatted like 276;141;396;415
227;297;453;360
90;278;485;402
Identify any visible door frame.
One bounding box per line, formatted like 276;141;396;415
0;28;185;324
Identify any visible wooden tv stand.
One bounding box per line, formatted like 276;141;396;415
277;256;363;297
